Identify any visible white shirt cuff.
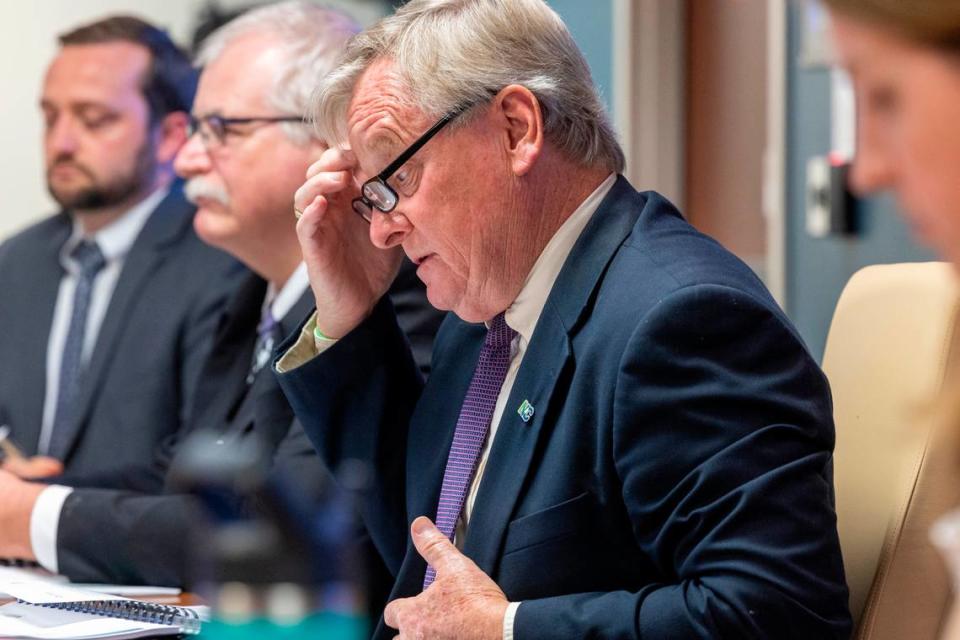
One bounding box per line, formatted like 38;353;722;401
503;601;521;640
30;485;73;573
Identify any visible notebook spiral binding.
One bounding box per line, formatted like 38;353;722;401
17;598;202;635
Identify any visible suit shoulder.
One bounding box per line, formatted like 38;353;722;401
611;191;777;311
0;214;68;256
150;207;242;278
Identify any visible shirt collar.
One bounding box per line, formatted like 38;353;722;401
60;187;168;271
501;173;617;343
265;262;310;323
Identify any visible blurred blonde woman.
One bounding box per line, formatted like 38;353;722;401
823;2;960;638
824;1;960;259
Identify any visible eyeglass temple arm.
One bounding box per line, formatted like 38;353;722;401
375;110;460;181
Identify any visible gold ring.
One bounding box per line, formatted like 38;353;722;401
294;207;304;220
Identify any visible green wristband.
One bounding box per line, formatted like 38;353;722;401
314;324;336;343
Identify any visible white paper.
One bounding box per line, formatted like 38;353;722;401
0;602;174;639
0;568;121;604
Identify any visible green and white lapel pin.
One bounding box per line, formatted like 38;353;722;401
517;399;535;423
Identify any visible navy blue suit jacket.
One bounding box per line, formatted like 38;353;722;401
277;177;852;639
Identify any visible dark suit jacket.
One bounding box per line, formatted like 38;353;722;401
276;178;853;639
53;257;445;589
0;186;240;480
54;274;323;585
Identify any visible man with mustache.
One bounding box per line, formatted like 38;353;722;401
0;16;239;484
0;1;441;589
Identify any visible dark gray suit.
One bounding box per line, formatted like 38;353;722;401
53;266;443;587
0;186;241;480
54;275;320;585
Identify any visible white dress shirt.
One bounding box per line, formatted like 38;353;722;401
30;260;311;574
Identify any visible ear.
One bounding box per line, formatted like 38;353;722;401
153;111;190;165
494;85;544;177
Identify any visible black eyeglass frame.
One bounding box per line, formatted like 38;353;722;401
351;103;473;223
188;114;305;146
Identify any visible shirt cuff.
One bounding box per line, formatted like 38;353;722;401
30;485;73;573
274;312;338;373
503;601;521;640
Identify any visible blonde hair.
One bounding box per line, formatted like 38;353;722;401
312;0;624;172
822;0;960;51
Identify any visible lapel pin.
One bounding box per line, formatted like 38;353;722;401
517;399;535;423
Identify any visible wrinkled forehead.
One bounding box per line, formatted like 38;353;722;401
345;59;432;166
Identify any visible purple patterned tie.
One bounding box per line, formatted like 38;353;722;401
423;312;516;589
247;308;280;384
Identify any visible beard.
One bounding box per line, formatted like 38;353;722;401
46;136;156;212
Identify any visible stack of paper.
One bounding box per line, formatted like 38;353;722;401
0;567;204;639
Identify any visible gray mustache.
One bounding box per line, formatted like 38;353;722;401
184;178;230;206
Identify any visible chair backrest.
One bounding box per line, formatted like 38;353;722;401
823;262;960;640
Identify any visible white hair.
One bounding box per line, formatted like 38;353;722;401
196;1;360;145
312;0;624;172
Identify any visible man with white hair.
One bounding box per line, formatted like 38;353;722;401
0;1;441;587
277;0;853;637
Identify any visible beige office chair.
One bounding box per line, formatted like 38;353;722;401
823;262;960;640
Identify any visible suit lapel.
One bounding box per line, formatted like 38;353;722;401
461;311;571;576
17;217;72;453
193;280;315;443
460;177;646;577
190;274;265;434
59;189;195;460
236;288;316;434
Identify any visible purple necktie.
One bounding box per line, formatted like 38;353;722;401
247;308;279;384
423;312;516;589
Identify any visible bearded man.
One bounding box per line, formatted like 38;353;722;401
0;16;239;481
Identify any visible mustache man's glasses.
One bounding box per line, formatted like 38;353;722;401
188;114;304;149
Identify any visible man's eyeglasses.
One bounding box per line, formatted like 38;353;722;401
188;114;304;149
352;103;472;223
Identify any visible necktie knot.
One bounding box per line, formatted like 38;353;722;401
248;307;282;384
485;312;516;351
70;240;106;276
256;309;279;338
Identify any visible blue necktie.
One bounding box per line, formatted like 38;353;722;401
48;240;106;460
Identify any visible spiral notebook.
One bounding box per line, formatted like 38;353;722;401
0;568;206;639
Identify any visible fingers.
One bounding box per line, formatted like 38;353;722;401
2;455;64;479
294;147;360;214
306;147;357;179
383;596;409;630
411;516;464;576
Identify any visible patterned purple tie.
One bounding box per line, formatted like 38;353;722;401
423;312;516;589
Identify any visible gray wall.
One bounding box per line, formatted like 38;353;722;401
785;2;934;360
547;0;614;117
